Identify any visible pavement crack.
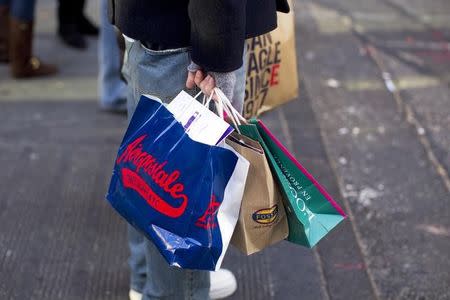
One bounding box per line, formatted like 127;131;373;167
311;0;450;88
365;45;450;193
293;27;384;295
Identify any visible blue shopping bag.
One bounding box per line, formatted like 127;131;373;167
106;95;249;270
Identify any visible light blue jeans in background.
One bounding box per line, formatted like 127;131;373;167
98;0;126;110
121;38;246;300
0;0;36;21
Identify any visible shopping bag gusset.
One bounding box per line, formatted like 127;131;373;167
203;88;289;255
227;132;288;255
107;94;249;270
239;120;346;248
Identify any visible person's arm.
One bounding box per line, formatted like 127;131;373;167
186;62;236;103
188;0;247;72
186;0;246;102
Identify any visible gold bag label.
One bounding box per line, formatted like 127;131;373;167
252;205;279;224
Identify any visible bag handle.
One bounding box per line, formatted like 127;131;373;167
194;88;247;133
194;90;224;119
214;88;247;125
214;91;242;134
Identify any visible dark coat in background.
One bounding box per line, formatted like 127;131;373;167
109;0;290;72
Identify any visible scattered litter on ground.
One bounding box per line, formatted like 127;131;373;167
352;127;361;135
29;153;39;161
417;127;425;135
32;113;43;121
416;224;450;237
338;127;349;135
305;51;316;61
366;133;376;141
326;78;341;88
346;106;357;115
357;187;381;207
339;156;348;165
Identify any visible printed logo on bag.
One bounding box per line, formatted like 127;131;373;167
195;195;221;229
244;33;282;117
275;156;316;223
117;135;189;218
252;205;279;224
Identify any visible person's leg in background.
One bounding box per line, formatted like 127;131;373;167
76;0;98;36
57;0;85;49
58;0;98;49
98;0;126;112
0;0;11;62
0;0;57;78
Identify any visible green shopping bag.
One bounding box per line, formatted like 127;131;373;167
239;120;346;247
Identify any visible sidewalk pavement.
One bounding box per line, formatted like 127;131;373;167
1;0;449;299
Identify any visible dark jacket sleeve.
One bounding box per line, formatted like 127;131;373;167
188;0;247;72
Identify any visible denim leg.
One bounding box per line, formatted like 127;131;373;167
10;0;36;21
98;0;126;108
121;39;210;300
120;38;146;295
143;239;210;300
127;225;147;293
122;38;245;300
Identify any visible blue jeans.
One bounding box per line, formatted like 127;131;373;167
122;38;245;300
98;0;126;108
0;0;36;21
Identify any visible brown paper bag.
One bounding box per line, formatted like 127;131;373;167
243;1;299;118
227;132;288;255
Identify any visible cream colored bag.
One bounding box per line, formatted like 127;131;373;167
243;1;298;118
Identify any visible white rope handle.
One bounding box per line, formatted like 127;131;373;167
203;90;225;119
193;88;247;134
194;91;203;100
214;88;247;125
221;100;241;133
211;88;248;135
194;86;245;122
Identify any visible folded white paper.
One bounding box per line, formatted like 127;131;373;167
167;91;234;146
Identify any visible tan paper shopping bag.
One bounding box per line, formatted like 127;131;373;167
227;132;288;255
243;1;299;118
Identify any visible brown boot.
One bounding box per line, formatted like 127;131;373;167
0;5;9;63
10;18;58;78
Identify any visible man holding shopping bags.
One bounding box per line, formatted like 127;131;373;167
108;0;290;299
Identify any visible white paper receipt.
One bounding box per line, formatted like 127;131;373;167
167;91;234;146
